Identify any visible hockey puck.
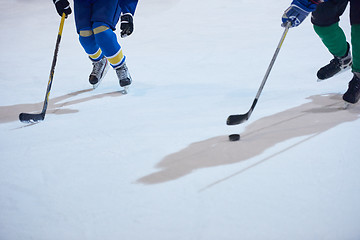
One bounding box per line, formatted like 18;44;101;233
229;134;240;141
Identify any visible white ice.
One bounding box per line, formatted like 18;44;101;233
1;0;360;239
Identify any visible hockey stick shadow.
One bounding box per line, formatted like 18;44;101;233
49;89;126;116
137;93;360;185
1;89;126;124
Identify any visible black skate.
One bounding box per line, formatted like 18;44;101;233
317;43;352;81
89;56;109;89
343;73;360;105
116;62;132;94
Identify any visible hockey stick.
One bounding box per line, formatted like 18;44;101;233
19;13;66;123
226;22;291;125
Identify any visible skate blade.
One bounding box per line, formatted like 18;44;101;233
91;74;105;89
121;86;129;94
342;102;351;110
92;82;101;89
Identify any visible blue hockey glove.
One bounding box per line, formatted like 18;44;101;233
282;4;309;27
120;13;134;38
282;0;319;27
53;0;72;18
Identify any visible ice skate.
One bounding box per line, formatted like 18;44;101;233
89;56;109;89
317;44;352;81
343;73;360;105
116;62;132;94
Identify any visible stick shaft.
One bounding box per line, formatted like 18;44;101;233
254;22;290;101
40;13;66;115
226;23;291;126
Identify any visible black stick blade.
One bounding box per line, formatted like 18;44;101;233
19;113;45;123
226;99;257;125
226;113;249;125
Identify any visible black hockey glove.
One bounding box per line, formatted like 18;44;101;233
120;13;134;38
53;0;72;18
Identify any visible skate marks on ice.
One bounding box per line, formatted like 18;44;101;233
137;94;360;185
0;89;127;124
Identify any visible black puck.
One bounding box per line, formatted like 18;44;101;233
229;134;240;141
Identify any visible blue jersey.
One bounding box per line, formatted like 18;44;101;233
74;0;138;32
74;0;138;14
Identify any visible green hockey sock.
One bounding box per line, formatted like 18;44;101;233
313;22;348;58
351;24;360;73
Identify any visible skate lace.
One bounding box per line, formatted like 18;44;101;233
116;64;128;80
91;58;105;76
328;58;341;69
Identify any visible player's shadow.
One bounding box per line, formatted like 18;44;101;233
0;89;126;124
137;93;360;185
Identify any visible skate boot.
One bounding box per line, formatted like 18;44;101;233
116;62;132;94
317;43;352;81
89;56;109;89
343;73;360;104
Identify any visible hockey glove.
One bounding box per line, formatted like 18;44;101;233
120;13;134;38
282;0;320;27
282;4;310;27
53;0;72;18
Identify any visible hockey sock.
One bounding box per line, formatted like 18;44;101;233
93;22;126;69
79;29;104;62
313;22;348;58
351;24;360;73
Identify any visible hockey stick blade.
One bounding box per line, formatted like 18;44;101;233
19;112;45;123
227;113;249;125
226;99;256;125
